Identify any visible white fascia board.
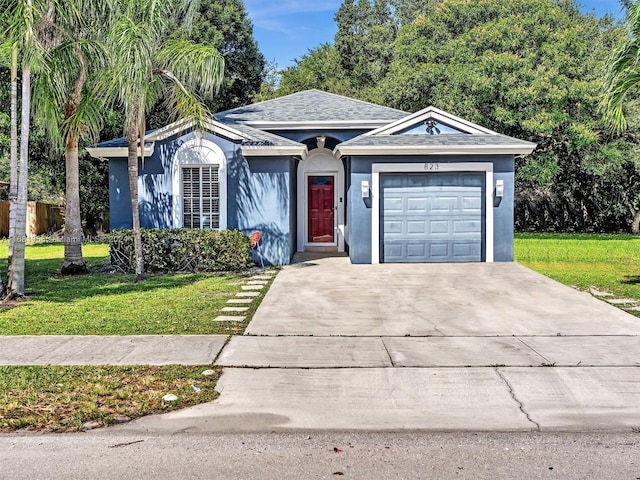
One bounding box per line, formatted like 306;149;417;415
365;106;498;136
86;144;155;159
146;118;248;142
241;145;308;157
235;120;393;130
335;144;536;158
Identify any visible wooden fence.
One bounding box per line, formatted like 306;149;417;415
0;201;64;238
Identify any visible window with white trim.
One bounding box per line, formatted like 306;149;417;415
182;165;220;229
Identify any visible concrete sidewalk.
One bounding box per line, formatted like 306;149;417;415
0;335;227;365
215;335;640;368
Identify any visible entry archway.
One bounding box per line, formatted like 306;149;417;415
297;148;345;252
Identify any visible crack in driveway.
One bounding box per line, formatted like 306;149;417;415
495;368;541;431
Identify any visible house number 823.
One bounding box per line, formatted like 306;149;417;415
424;163;440;171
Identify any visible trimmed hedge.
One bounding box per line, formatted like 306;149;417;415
110;229;251;273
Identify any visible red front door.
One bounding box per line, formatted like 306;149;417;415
308;176;335;243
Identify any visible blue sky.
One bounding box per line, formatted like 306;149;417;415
243;0;625;69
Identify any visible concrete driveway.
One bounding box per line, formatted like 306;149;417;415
247;255;640;336
119;256;640;434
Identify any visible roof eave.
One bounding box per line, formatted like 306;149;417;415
241;145;309;158
146;118;248;142
335;144;537;158
86;144;155;159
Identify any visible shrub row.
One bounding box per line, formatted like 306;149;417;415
110;229;251;273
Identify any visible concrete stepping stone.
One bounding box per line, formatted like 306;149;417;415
237;292;260;297
246;281;268;285
213;316;246;322
590;288;614;297
221;307;249;313
241;285;264;290
607;299;639;305
227;298;253;304
252;275;274;280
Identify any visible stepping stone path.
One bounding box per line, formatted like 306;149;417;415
213;271;276;323
589;286;640;310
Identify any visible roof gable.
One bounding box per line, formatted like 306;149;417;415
88;117;307;159
215;89;408;129
366;106;498;137
335;106;537;157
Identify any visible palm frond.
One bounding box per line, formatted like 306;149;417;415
601;2;640;134
156;39;224;99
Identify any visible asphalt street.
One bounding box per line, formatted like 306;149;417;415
1;431;639;479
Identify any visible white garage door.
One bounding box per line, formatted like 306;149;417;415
381;173;484;262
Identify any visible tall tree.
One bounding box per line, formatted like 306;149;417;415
105;0;224;280
32;1;109;274
1;0;49;297
334;0;396;93
277;44;350;97
148;0;264;128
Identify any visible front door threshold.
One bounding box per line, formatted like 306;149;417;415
303;246;339;253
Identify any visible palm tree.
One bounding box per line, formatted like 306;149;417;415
1;0;48;297
105;0;224;280
32;1;110;274
602;2;640;133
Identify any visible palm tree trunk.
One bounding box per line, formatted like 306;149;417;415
61;47;88;275
632;208;640;234
8;65;31;298
6;45;19;291
61;137;87;274
127;125;145;281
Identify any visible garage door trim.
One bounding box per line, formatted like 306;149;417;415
371;162;494;264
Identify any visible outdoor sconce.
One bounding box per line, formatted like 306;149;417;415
361;180;370;198
495;179;504;198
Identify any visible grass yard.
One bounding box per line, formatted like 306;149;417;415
515;233;640;303
0;365;221;432
0;242;268;335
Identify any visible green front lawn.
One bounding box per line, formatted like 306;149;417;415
515;233;640;302
0;242;265;335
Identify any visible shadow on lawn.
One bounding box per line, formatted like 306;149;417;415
621;275;640;285
3;256;232;305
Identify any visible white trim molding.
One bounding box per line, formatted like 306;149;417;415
371;162;494;265
86;144;154;159
147;117;248;142
241;145;308;157
336;143;536;158
171;137;227;230
297;148;346;253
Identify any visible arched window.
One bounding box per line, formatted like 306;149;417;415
172;137;227;229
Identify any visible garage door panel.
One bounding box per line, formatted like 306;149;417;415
381;173;484;263
383;197;403;212
406;198;428;213
383;220;403;235
407;221;427;234
453;220;482;234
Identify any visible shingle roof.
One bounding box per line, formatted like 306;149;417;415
339;133;536;148
229;123;305;147
215;89;407;124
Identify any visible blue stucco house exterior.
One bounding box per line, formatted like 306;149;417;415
88;90;536;265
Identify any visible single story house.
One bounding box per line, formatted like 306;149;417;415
88;89;536;265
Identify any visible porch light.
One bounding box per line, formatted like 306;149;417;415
495;179;504;198
361;180;370;198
